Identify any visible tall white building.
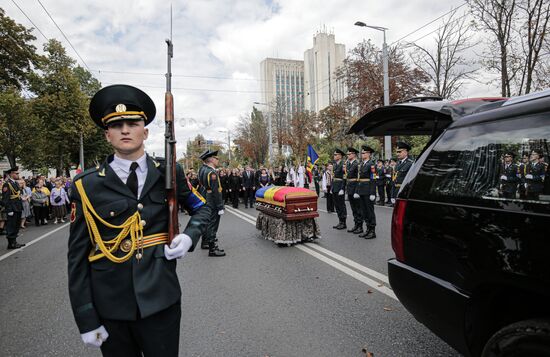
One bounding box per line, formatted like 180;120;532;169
304;30;346;113
260;58;305;116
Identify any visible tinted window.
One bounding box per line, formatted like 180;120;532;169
410;113;549;214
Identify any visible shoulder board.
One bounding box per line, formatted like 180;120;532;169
73;167;98;182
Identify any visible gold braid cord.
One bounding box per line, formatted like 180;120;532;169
75;180;144;263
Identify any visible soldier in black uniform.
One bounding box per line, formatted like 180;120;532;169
68;85;211;356
391;142;414;205
499;151;520;199
2;166;26;249
385;159;395;204
518;153;529;199
525;149;546;200
198;150;226;256
357;146;377;239
331;149;347;230
346;147;362;234
375;159;386;206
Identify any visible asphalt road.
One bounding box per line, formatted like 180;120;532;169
0;198;460;357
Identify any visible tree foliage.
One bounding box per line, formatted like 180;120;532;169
233;107;269;167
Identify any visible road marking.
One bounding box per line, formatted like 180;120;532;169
226;207;256;220
0;224;70;263
226;206;396;300
296;245;397;300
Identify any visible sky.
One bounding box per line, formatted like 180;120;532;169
3;0;495;158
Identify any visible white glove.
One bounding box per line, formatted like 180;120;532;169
164;233;193;260
218;209;224;215
7;212;14;216
353;193;360;199
391;198;396;204
525;174;533;179
338;189;344;196
370;195;376;201
385;174;391;178
81;325;109;347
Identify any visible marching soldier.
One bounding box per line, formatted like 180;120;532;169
391;142;414;205
375;159;386;206
499;151;520;199
198;150;226;256
67;84;211;356
2;167;25;249
346;147;363;234
331;149;347;230
525;149;546;200
357;146;377;239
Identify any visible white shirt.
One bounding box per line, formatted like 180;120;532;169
110;153;148;198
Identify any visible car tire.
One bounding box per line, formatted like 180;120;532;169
482;319;550;357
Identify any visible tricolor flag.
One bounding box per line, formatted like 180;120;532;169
306;144;319;182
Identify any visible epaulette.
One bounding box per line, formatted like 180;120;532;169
73;166;99;182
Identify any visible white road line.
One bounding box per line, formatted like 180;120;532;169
0;223;70;263
226;207;256;220
304;243;389;284
295;245;397;300
226;206;395;299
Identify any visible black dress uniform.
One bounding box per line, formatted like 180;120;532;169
346;148;362;234
357;146;377;239
198;150;226;256
500;153;520;199
68;85;211;357
2;167;25;249
385;163;393;203
331;149;347;229
392;142;414;201
526;158;546;200
375;162;386;205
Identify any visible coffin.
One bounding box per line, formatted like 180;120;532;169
255;186;319;221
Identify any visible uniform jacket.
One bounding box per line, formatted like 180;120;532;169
526;162;546;193
394;158;414;186
198;164;224;210
68;155;211;334
2;179;22;212
376;166;386;186
357;160;377;196
345;159;359;195
500;162;520;193
331;160;346;193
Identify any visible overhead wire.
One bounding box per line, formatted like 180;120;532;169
10;0;48;41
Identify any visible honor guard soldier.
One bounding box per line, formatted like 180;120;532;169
499;151;520;199
346;147;363;234
67;84;211;356
525;149;546;200
198;150;226;257
356;146;377;239
375;160;386;206
331;149;347;230
391;142;414;205
2;167;25;249
518;152;529;199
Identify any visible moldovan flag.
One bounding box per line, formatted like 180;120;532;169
306;144;319;182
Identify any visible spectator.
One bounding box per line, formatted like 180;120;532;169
19;179;32;229
31;179;49;226
50;179;69;224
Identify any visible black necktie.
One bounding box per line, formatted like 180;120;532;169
127;162;139;197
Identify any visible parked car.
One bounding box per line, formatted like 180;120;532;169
349;91;550;356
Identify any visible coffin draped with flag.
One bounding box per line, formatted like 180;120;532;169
255;185;320;245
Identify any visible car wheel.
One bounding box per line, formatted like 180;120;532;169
482;319;550;357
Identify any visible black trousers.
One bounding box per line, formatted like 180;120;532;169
243;188;255;207
358;195;376;227
230;189;239;208
314;181;320;196
33;206;48;225
205;207;221;243
325;187;334;212
348;193;362;226
376;185;385;203
100;302;181;357
332;191;347;222
6;211;21;240
385;184;392;202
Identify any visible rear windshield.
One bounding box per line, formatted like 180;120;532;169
409;113;549;215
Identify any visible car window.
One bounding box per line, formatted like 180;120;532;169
409;113;549;214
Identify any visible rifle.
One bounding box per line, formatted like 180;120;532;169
165;36;179;244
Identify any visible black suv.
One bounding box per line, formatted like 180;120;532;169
349;91;550;356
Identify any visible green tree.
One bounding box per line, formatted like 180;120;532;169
234;107;268;167
0;8;39;90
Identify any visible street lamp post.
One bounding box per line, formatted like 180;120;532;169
354;21;392;160
253;101;273;165
218;129;231;161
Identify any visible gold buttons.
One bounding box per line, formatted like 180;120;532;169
120;239;132;253
137;203;144;210
140;220;146;227
110;211;115;217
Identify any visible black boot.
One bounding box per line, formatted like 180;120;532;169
335;221;347;230
7;239;25;249
200;238;209;250
208;242;226;257
352;225;363;234
362;226;376;239
347;224;358;233
212;239;224;252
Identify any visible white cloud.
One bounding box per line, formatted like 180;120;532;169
4;0;493;159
